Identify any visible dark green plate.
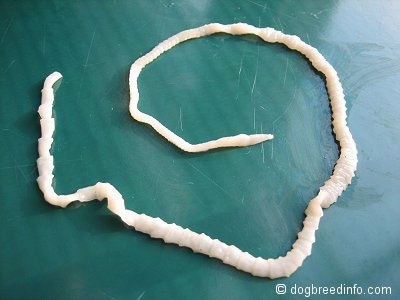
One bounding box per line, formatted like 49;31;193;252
1;1;399;299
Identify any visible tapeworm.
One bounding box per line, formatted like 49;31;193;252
36;23;357;279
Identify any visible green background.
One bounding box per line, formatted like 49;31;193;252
1;1;399;299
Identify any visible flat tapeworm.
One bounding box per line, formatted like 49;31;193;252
37;23;357;279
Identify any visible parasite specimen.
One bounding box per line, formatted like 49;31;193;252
37;23;357;278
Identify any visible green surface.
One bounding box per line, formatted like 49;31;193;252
1;1;399;299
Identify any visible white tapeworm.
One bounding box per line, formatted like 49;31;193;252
37;23;357;279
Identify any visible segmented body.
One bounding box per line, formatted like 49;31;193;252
36;23;357;279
